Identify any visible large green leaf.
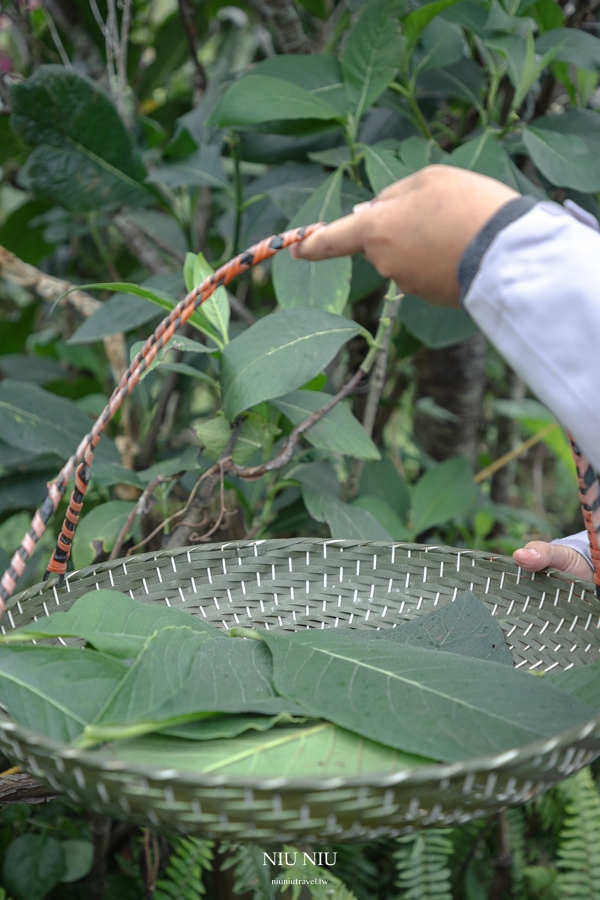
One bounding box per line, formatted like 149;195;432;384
220;309;361;420
0;589;225;658
303;488;394;539
259;630;595;762
0;354;64;386
523;125;600;192
3;835;65;900
215;76;343;127
270;390;380;460
0;380;119;463
359;455;411;522
10;66;148;211
398;295;478;347
342;0;407;118
445;132;509;180
250;55;348;116
361;144;412;194
186;252;230;346
410;456;477;536
103;723;431;776
536;28;600;71
272;170;352;314
71;501;137;570
161;712;311;740
413;17;465;74
81;627;307;745
146;145;228;189
403;0;465;50
67;274;183;343
547;659;600;708
194;413;278;465
417;59;485;106
351;496;410;539
384;591;513;664
0;645;127;742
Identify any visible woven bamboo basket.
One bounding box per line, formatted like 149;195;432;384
0;538;599;842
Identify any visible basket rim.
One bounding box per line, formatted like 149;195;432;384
1;712;599;792
3;540;599;793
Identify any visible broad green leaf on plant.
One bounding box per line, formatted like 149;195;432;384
398;136;449;171
536;28;600;71
523;126;600;192
129;334;215;381
67;273;184;343
59;840;94;884
487;31;559;110
3;834;65;900
360;455;411;522
351;496;410;539
194;413;279;465
258;630;596;762
360;144;413;194
220;309;361;420
249;55;348;116
161;712;313;740
10;66;148;211
0;589;225;658
547;659;600;707
413;17;465;75
266;171;329;220
89;465;143;490
0;354;64;386
503;156;547;199
273;170;352;314
533;108;600;155
103;723;432;777
441;0;488;36
303;488;393;539
270;390;380;460
417;59;485;108
308;146;352;168
71;501;138;570
341;0;407;118
0;380;119;463
0;645;127;742
445;132;509;180
410;456;477;536
0;472;56;517
146;145;228;189
403;0;465;51
291;459;342;497
398;295;478;347
187;252;230;345
81;627;308;745
214;76;344;128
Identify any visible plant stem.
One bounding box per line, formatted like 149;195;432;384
389;82;433;139
230;132;243;257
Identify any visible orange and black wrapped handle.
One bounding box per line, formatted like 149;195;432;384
0;224;322;612
1;221;600;612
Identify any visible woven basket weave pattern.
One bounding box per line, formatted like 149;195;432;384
1;539;600;842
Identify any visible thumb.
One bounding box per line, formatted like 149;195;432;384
513;541;593;581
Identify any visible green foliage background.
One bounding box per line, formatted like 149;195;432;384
0;0;599;894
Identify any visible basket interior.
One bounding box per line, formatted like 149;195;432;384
6;539;600;673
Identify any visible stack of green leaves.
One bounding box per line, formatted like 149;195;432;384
0;590;597;779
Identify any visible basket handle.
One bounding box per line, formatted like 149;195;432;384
0;223;324;612
569;435;600;600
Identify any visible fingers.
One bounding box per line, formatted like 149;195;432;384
290;209;368;261
513;541;594;581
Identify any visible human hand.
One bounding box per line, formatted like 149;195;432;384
290;165;519;307
513;541;594;582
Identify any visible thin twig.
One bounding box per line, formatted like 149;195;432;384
189;460;232;541
42;8;71;67
228;369;365;480
163;423;243;549
347;289;402;498
109;475;172;561
474;423;558;483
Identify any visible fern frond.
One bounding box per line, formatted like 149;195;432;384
328;843;382;900
222;843;277;899
278;845;358;900
153;837;213;900
529;786;567;841
394;829;453;900
556;768;600;900
506;807;527;899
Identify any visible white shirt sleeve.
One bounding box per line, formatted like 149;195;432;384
462;199;600;471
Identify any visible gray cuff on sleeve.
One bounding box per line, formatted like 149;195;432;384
457;195;539;305
551;531;593;570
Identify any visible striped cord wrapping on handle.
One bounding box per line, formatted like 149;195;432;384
0;223;323;614
569;434;600;601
